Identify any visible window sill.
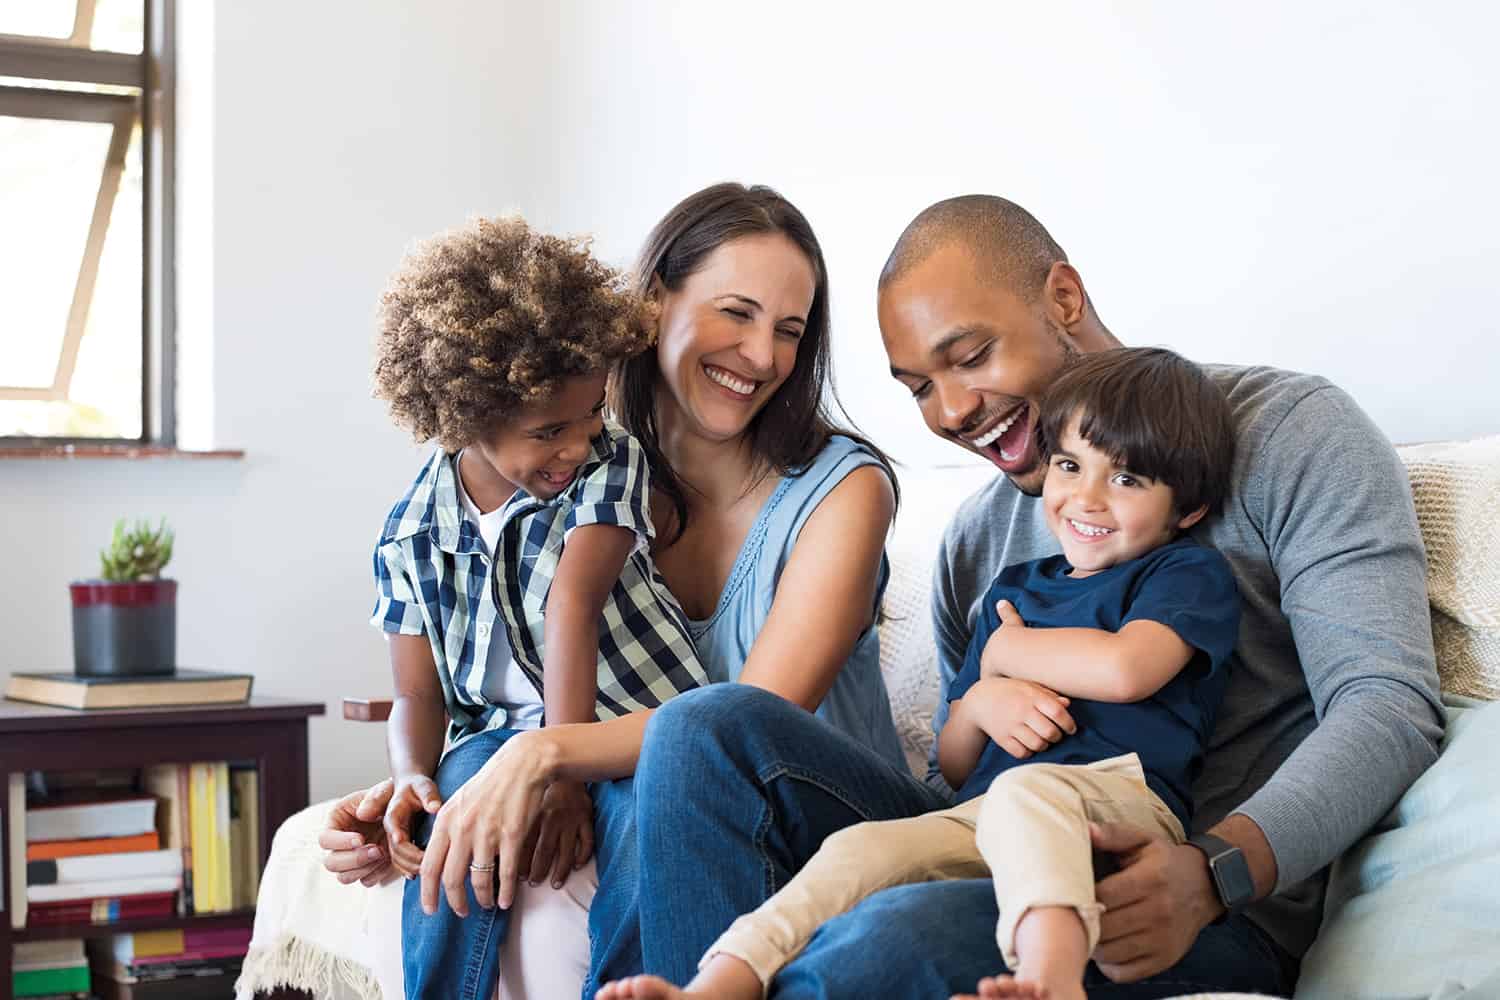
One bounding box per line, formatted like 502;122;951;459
0;444;245;460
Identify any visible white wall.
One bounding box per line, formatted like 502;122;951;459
3;1;1496;800
535;1;1500;468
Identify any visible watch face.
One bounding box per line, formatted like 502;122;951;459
1212;850;1256;909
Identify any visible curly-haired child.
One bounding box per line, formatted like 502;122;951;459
365;216;709;998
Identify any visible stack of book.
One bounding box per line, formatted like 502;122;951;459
5;762;262;929
86;927;251;999
22;794;182;927
12;939;90;999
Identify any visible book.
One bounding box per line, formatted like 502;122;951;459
27;831;160;862
28;849;184;885
27;874;182;904
14;938;86;969
212;762;232;910
27;891;176;926
12;964;90;998
141;763;191;913
106;929;185;962
229;766;261;909
4;670;253;710
183;926;251;951
28;798;157;842
8;771;27;929
93;965;240;999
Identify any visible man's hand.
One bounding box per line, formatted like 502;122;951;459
979;600;1027;678
965;676;1075;760
517;779;594;890
383;774;443;878
1090;822;1222;982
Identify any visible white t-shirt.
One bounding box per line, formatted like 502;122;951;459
456;469;545;731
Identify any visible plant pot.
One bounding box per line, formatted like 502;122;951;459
70;579;177;677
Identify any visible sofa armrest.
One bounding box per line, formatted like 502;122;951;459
342;698;393;722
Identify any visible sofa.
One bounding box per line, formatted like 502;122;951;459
237;437;1500;1000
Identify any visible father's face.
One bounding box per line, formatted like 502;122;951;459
880;245;1076;496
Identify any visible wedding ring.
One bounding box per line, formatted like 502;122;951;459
468;860;497;872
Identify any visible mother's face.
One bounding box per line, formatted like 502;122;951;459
653;233;817;444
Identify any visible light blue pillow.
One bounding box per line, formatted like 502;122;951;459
1297;696;1500;999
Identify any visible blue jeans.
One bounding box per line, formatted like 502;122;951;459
401;729;638;1000
614;684;1297;999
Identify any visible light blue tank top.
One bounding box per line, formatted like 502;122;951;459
688;435;906;772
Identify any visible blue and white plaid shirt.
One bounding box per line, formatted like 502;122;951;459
371;419;708;748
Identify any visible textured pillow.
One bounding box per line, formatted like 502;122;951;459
1296;697;1500;999
1398;437;1500;700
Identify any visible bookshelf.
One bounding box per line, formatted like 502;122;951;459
0;696;323;996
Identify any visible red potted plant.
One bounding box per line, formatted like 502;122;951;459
70;518;177;677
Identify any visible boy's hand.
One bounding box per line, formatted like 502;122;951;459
518;779;594;890
319;779;399;887
980;600;1027;678
964;676;1075;759
383;774;443;878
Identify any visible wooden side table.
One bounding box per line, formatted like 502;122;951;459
0;695;324;993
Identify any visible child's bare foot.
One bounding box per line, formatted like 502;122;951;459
597;952;763;1000
596;975;697;1000
950;972;1085;1000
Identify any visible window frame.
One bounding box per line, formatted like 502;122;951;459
0;0;176;448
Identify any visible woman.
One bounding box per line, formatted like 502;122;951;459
318;182;913;998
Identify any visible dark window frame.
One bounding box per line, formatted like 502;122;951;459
0;0;175;448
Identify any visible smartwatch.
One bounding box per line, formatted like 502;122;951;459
1187;833;1255;920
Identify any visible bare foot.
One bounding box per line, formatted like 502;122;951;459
951;972;1085;1000
596;975;695;1000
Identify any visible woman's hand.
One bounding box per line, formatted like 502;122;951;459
519;779;594;891
418;729;559;917
964;676;1075;760
383;773;443;878
318;779;401;887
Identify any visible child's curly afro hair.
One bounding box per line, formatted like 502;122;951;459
373;215;655;452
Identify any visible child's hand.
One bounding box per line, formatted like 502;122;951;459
319;779;399;887
964;676;1075;760
518;779;595;890
979;600;1027;678
384;774;443;879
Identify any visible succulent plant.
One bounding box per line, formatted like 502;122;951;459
99;518;175;582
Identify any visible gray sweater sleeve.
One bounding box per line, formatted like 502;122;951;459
1235;386;1445;890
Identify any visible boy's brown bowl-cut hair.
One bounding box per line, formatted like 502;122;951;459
374;215;655;452
1037;347;1236;518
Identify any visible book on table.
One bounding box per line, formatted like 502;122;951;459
4;669;253;710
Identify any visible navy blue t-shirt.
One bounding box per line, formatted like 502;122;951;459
946;537;1239;827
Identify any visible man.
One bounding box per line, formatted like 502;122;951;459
622;196;1443;998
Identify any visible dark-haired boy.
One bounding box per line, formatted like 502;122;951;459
598;348;1238;1000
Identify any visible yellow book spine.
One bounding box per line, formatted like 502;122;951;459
188;763;211;914
214;762;231;911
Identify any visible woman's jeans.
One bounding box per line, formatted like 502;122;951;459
598;684;1298;999
400;728;636;1000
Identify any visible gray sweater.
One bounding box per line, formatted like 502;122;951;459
927;365;1445;961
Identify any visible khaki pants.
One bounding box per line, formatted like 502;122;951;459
704;753;1185;990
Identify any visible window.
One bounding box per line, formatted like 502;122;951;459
0;0;173;445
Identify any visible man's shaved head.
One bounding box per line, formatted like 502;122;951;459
879;195;1067;303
